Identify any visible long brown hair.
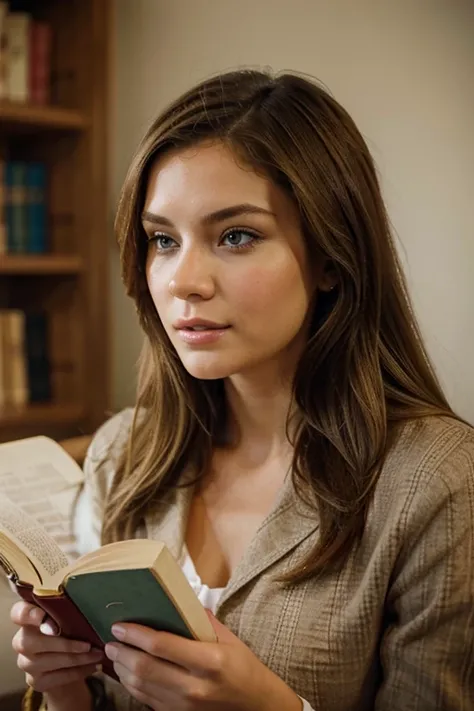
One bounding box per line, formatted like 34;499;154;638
103;69;455;580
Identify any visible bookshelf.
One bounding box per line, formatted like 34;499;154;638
0;101;88;131
0;0;111;443
0;254;84;274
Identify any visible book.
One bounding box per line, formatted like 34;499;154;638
0;309;28;405
0;435;217;680
5;12;30;102
0;159;6;254
26;162;47;253
5;161;28;253
0;2;8;100
0;311;5;408
25;311;51;402
28;21;51;105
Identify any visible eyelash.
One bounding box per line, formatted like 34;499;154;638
147;228;262;253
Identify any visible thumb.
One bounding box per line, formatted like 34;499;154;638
205;609;241;644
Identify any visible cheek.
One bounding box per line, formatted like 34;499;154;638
146;263;169;308
229;260;310;318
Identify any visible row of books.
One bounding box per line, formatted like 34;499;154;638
0;160;47;254
0;309;51;407
0;2;52;104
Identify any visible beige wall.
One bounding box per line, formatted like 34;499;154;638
110;0;474;422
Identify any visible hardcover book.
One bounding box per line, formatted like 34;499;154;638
5;161;28;253
5;12;30;102
0;435;216;680
26;162;47;253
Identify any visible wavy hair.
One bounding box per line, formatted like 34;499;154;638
102;69;455;580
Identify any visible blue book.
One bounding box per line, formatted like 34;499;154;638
26;163;47;254
5;162;28;253
25;311;51;402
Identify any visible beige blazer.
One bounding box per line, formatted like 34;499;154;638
83;409;474;710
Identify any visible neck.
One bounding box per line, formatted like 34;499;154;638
224;365;296;461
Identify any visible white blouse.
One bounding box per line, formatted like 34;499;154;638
74;492;314;711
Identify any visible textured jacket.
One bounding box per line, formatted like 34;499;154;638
79;408;474;710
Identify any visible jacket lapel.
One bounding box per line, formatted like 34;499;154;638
216;476;319;611
144;475;319;611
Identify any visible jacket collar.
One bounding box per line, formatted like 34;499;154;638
145;474;319;610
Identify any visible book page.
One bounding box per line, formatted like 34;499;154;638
0;494;69;584
0;436;84;561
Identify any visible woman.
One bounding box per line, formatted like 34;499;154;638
13;69;474;711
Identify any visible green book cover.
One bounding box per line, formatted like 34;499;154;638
65;568;194;644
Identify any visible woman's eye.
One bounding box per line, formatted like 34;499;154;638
151;234;177;250
221;230;256;249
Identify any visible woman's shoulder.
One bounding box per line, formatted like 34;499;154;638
86;407;138;465
374;415;474;533
388;414;474;484
82;407;141;499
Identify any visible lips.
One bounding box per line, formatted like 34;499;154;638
175;323;230;345
173;318;229;331
183;325;224;331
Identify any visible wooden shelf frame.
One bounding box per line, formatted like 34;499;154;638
0;254;84;275
0;101;88;131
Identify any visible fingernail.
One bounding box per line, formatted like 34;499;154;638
105;644;118;661
111;625;125;640
72;641;91;653
29;608;43;622
40;621;58;636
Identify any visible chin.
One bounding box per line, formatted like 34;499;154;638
179;352;241;381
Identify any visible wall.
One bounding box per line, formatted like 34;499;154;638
110;0;474;422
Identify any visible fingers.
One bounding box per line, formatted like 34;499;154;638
11;601;104;695
12;626;93;656
24;663;101;694
18;649;103;675
11;601;61;636
10;601;45;627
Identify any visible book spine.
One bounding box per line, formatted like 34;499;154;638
0;160;6;255
14;582;117;682
29;21;51;105
0;2;8;100
5;309;28;406
6;161;28;253
5;12;30;103
26;162;47;253
25;311;51;402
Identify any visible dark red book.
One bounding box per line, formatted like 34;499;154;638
28;21;52;105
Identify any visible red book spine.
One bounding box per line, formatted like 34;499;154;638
28;22;52;105
15;581;117;680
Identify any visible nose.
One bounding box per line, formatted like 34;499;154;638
169;245;216;301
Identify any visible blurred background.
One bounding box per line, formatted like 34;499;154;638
0;0;473;704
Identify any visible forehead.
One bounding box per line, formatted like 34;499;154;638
144;141;277;212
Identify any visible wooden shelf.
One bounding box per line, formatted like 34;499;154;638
0;1;110;442
0;254;84;275
0;101;88;132
0;403;85;429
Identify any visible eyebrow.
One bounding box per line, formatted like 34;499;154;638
141;203;276;227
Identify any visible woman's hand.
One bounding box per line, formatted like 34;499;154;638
105;611;302;710
10;600;103;696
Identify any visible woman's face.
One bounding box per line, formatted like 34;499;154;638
143;141;330;381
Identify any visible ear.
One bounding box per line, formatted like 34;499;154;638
317;259;338;293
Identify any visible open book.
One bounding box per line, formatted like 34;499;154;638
0;436;216;679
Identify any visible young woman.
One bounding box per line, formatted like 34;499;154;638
13;69;474;711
